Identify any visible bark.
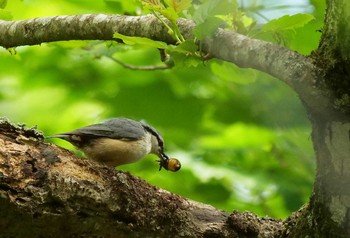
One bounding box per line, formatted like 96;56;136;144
285;120;350;238
314;0;350;112
0;14;188;48
311;120;350;237
0;119;287;237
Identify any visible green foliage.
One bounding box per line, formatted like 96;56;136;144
113;33;170;49
0;0;325;218
0;0;7;9
260;13;315;44
0;0;11;20
141;0;191;43
164;0;191;13
0;9;11;20
192;0;235;23
112;32;202;68
210;61;256;84
262;14;315;32
192;0;237;38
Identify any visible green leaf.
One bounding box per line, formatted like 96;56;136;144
159;6;178;23
193;16;223;39
192;0;238;39
262;14;315;32
141;1;166;17
173;40;198;54
141;0;163;7
0;0;7;9
193;0;237;24
164;0;191;13
210;61;256;84
113;33;170;49
0;9;12;20
171;52;201;67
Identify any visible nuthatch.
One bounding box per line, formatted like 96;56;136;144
47;118;181;172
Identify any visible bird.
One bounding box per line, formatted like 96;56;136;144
47;118;181;172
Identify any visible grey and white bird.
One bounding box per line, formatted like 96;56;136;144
47;118;181;172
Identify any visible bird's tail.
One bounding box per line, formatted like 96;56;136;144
45;134;70;140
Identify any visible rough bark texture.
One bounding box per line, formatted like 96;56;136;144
0;119;287;238
285;120;350;238
0;14;190;48
314;0;350;112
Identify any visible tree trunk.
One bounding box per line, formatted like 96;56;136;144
312;120;350;236
286;116;350;237
294;0;350;236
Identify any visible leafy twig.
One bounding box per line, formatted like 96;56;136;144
151;10;180;42
106;55;172;71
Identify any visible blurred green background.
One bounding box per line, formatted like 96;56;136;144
0;0;325;218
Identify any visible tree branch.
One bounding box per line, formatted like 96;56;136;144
0;14;187;48
0;15;310;79
0;14;328;111
204;29;330;114
0;119;289;237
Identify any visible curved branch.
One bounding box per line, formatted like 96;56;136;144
0;14;326;110
206;30;313;88
204;29;328;114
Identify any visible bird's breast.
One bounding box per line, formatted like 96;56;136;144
82;135;152;167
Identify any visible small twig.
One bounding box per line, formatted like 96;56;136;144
106;55;172;71
159;49;170;62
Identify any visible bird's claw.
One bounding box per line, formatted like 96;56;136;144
157;153;169;171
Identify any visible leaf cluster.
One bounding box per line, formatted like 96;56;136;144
141;0;190;43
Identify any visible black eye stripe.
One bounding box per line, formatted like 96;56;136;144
141;124;164;149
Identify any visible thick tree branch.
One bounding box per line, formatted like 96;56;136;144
0;119;288;237
205;29;327;111
0;15;321;92
0;14;184;48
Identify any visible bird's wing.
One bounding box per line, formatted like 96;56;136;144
50;118;146;140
